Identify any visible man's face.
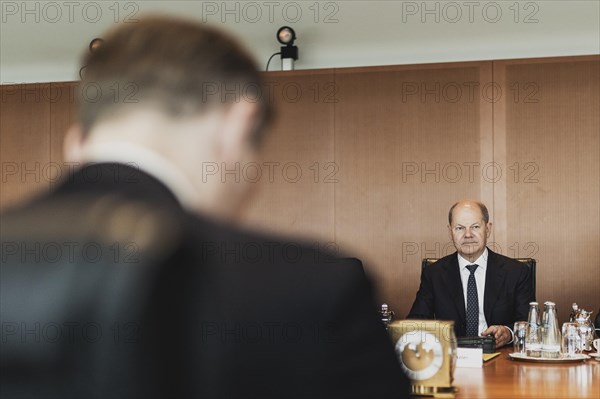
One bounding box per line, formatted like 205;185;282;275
448;204;492;261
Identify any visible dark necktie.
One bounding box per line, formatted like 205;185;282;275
465;264;479;336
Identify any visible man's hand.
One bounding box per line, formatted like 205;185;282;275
482;325;512;348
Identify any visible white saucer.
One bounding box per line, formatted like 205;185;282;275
509;353;590;363
589;352;600;359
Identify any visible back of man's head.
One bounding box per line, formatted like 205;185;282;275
78;16;271;145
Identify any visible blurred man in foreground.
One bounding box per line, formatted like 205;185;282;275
407;200;534;347
0;16;408;398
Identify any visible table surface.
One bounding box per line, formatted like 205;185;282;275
453;348;600;398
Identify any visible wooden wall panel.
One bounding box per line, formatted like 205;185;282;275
500;58;600;322
1;56;598;324
333;64;487;318
242;70;336;244
0;84;51;208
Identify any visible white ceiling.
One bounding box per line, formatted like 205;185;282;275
1;0;599;84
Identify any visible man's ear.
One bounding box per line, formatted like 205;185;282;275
218;100;258;162
486;222;493;238
63;124;85;163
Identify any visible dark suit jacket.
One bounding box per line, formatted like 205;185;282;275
407;249;533;337
1;163;409;399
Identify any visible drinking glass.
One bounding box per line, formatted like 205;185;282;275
561;322;581;357
514;321;528;354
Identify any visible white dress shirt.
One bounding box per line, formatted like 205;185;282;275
457;248;489;335
457;248;514;343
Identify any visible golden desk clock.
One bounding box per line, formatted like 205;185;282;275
388;320;457;398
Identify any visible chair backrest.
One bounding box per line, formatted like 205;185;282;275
421;257;536;300
421;258;437;270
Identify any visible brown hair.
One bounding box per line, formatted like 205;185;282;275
78;16;272;145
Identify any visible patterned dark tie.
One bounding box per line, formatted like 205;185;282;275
465;264;479;336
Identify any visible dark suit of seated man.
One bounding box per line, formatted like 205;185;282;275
0;16;409;399
407;200;533;347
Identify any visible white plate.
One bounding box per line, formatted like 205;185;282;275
589;352;600;359
509;353;590;363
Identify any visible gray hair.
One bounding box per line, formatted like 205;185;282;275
448;201;489;225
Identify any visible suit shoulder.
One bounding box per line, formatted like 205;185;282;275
185;215;364;276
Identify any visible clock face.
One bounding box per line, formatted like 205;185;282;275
395;330;444;381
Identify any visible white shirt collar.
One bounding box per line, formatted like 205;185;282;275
79;141;199;211
457;247;489;271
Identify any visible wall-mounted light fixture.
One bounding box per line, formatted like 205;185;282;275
277;26;298;71
88;38;104;53
79;38;104;79
266;27;299;71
